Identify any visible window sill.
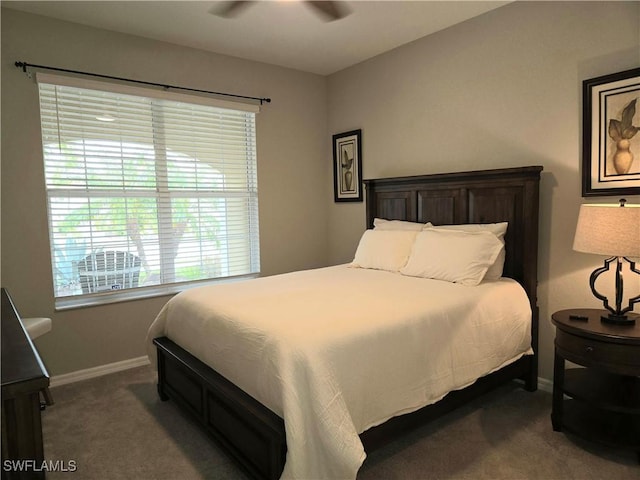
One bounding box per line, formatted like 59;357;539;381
54;274;259;311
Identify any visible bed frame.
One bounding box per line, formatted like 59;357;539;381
154;165;543;480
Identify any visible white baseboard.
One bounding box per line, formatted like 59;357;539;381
537;377;553;393
50;356;150;388
515;376;552;393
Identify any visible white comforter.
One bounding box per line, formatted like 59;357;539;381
146;265;532;480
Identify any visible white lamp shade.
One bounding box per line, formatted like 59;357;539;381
573;203;640;258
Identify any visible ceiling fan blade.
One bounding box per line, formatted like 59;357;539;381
305;1;351;22
209;1;254;18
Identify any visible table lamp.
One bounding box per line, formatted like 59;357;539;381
572;199;640;325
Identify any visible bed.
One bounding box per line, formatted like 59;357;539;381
147;165;542;480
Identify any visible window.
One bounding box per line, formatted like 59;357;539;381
37;74;260;308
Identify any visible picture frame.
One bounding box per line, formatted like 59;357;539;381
582;67;640;197
332;129;363;202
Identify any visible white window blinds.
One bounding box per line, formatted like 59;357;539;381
37;74;260;306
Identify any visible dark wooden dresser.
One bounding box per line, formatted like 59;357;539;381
1;288;52;479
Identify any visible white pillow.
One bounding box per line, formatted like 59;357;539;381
352;229;418;272
424;222;507;281
423;221;507;237
400;229;503;286
373;218;425;231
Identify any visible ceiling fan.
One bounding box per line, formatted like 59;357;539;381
210;1;351;22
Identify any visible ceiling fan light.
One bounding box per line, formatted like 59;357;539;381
209;0;351;22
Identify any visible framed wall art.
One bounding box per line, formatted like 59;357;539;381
332;129;362;202
582;67;640;196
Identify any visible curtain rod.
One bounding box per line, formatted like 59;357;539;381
15;61;271;105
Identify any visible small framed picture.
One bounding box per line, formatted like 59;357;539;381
582;67;640;196
332;129;362;202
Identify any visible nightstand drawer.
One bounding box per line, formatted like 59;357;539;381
555;329;640;373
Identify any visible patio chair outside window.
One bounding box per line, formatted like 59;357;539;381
77;251;141;294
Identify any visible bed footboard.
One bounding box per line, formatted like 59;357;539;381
154;337;286;480
155;336;536;479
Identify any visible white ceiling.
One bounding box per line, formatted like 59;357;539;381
4;1;509;75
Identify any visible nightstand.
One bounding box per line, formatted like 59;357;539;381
551;309;640;462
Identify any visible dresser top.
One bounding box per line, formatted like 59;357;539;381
1;288;49;398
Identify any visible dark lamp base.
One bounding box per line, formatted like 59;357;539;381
601;314;636;326
588;256;640;328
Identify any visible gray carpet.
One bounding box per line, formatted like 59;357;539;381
42;366;638;479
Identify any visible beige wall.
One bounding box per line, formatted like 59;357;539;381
327;1;640;382
1;8;329;375
2;2;639;384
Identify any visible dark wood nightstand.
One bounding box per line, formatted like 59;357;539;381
551;309;640;462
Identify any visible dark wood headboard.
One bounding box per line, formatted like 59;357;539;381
363;166;543;312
